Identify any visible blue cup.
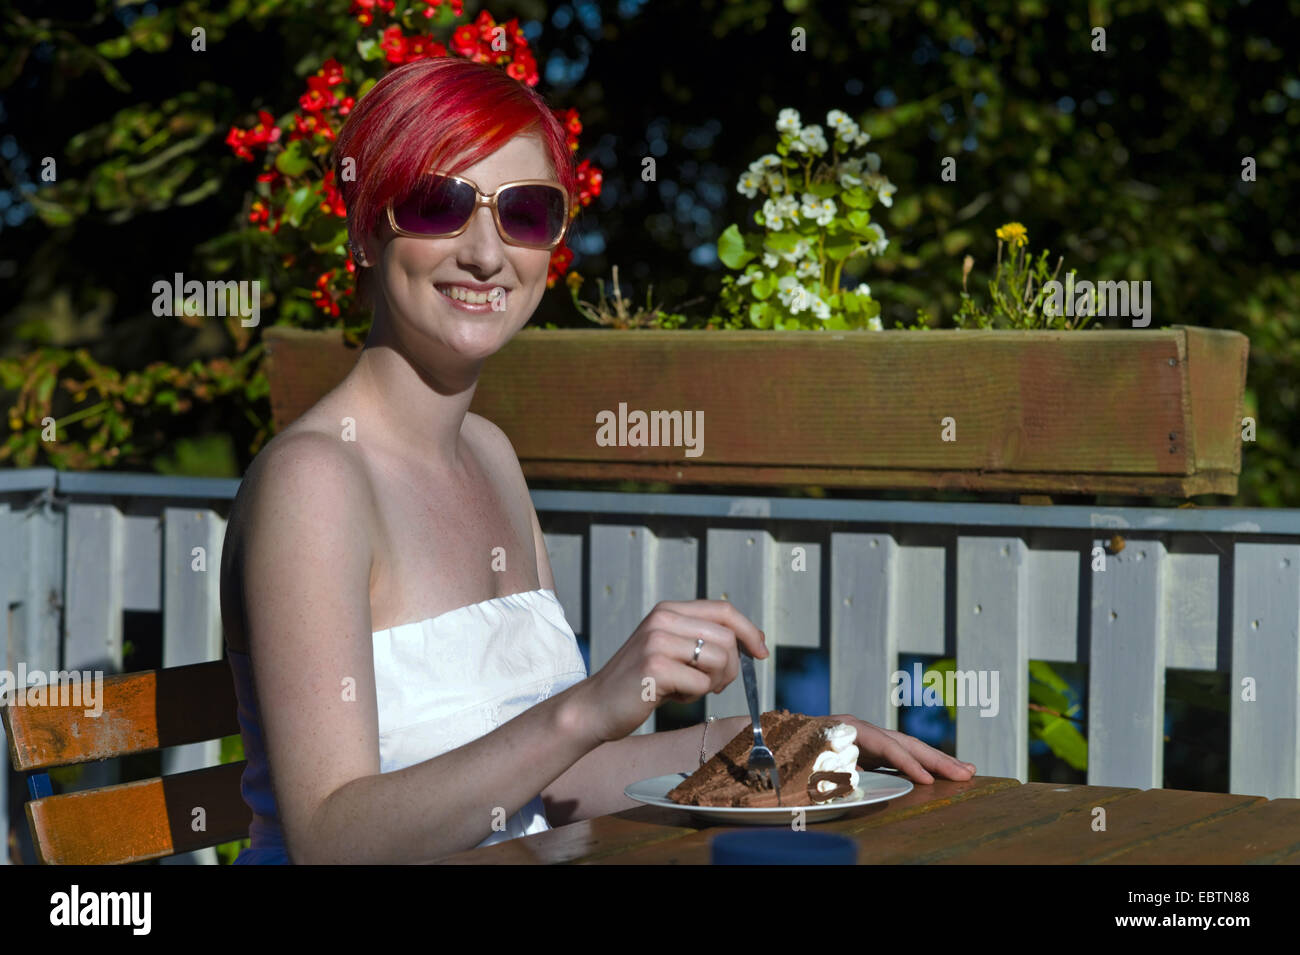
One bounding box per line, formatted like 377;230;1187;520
710;829;858;865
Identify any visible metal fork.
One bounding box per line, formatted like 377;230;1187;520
739;644;781;804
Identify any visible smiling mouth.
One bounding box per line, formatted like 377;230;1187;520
436;284;509;311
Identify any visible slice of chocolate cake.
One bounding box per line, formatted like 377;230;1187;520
667;709;861;808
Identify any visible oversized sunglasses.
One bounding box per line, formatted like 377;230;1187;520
387;173;571;250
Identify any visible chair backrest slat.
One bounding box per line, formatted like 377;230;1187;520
2;659;238;771
25;761;251;865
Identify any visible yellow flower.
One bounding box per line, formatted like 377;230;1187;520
996;222;1028;247
565;271;584;292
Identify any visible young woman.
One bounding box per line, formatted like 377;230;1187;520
219;56;974;864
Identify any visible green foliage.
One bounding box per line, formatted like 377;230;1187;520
1;0;1297;503
926;223;1096;331
930;658;1088;771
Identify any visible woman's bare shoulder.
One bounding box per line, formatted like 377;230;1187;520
462;412;520;471
221;424;379;653
232;423;376;527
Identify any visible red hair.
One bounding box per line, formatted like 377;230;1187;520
332;57;577;249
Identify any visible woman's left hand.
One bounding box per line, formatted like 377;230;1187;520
830;714;976;784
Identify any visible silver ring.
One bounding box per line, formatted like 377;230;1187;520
691;637;705;666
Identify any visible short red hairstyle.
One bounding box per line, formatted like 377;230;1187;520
331;57;577;249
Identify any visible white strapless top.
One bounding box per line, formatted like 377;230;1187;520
229;587;589;863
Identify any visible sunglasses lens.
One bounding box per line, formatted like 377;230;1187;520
498;184;567;246
391;175;475;236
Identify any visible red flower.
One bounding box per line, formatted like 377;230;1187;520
546;242;574;287
312;270;343;316
381;24;447;65
256;169;283;193
381;24;409;63
320;58;346;86
299;75;338;113
350;0;395;26
450;23;480;56
575;159;603;206
225;110;281;161
290;111;336;143
320;169;347;218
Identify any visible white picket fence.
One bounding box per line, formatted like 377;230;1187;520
2;467;1298;864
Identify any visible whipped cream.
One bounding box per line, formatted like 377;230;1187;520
811;723;860;795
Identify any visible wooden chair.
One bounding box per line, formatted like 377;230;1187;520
1;660;251;864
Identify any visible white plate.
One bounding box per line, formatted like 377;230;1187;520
625;770;913;825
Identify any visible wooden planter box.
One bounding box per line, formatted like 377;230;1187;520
263;325;1249;496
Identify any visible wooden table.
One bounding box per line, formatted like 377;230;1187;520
433;774;1300;864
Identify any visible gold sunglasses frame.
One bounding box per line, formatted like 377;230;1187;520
386;173;572;250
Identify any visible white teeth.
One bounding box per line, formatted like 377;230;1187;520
439;284;508;309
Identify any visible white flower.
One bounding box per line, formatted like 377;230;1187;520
826;110;860;140
811;295;831;321
867;316;883;331
776;108;802;136
765;172;787;194
797;124;829;156
737;270;760;286
854;283;872;297
798;194;836;226
762;198;786;230
863;223;888;255
837;155;864;189
854;130;871;147
777;275;808;313
875;178;896;208
865;152;881;173
775;194;800;220
827;111;862;147
757;153;782;169
737;171;763;199
778;238;813;263
796;259;820;279
762;252;779;269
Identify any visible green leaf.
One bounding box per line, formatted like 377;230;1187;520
930;658;957;722
357;37;381;61
846;210;873;232
283;186;316;227
825;238;856;262
96;36;133;59
1028;660;1072;695
839;187;873;210
717;224;754;270
751;273;775;300
763;231;801;254
274;140;314;178
804;182;838;198
1035;714;1088;769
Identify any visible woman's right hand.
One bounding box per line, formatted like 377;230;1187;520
573;600;768;744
